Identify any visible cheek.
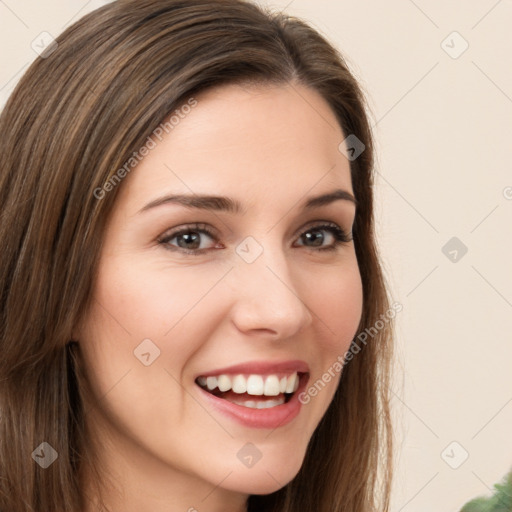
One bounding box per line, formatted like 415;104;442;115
77;258;222;457
296;261;363;411
310;262;363;351
78;256;233;408
90;256;229;342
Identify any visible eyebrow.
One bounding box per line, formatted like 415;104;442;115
138;188;357;215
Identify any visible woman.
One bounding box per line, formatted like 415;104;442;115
0;0;394;510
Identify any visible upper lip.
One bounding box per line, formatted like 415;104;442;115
195;360;310;378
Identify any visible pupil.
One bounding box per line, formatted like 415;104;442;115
176;230;324;250
179;232;200;249
304;230;323;247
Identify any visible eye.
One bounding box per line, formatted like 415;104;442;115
158;221;353;255
158;223;219;254
294;222;353;252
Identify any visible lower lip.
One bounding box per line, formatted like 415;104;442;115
196;374;308;429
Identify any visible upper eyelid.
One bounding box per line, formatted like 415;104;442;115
158;220;351;245
296;219;351;233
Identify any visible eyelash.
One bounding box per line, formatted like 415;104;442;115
157;221;353;256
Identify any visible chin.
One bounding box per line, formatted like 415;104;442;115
217;456;304;495
226;472;296;495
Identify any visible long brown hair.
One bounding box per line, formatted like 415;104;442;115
0;1;394;510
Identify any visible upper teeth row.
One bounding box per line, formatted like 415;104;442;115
197;372;300;396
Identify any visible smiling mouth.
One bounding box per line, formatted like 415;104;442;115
195;372;306;409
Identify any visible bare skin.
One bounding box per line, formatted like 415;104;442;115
77;82;363;512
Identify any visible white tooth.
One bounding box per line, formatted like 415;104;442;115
263;375;281;396
285;372;298;393
217;374;232;392
225;396;285;408
256;398;285;409
279;377;287;393
267;398;285;408
206;376;218;390
197;376;207;386
246;375;264;395
293;374;300;392
232;374;247;394
226;396;257;407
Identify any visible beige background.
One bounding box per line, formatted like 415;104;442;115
1;1;511;511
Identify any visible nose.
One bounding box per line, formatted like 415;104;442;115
228;242;314;340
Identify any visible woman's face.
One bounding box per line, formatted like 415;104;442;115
78;82;363;506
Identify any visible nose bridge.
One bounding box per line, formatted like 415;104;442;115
228;235;313;338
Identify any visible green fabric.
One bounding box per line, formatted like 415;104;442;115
460;472;512;512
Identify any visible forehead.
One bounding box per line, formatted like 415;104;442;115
117;82;352;210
